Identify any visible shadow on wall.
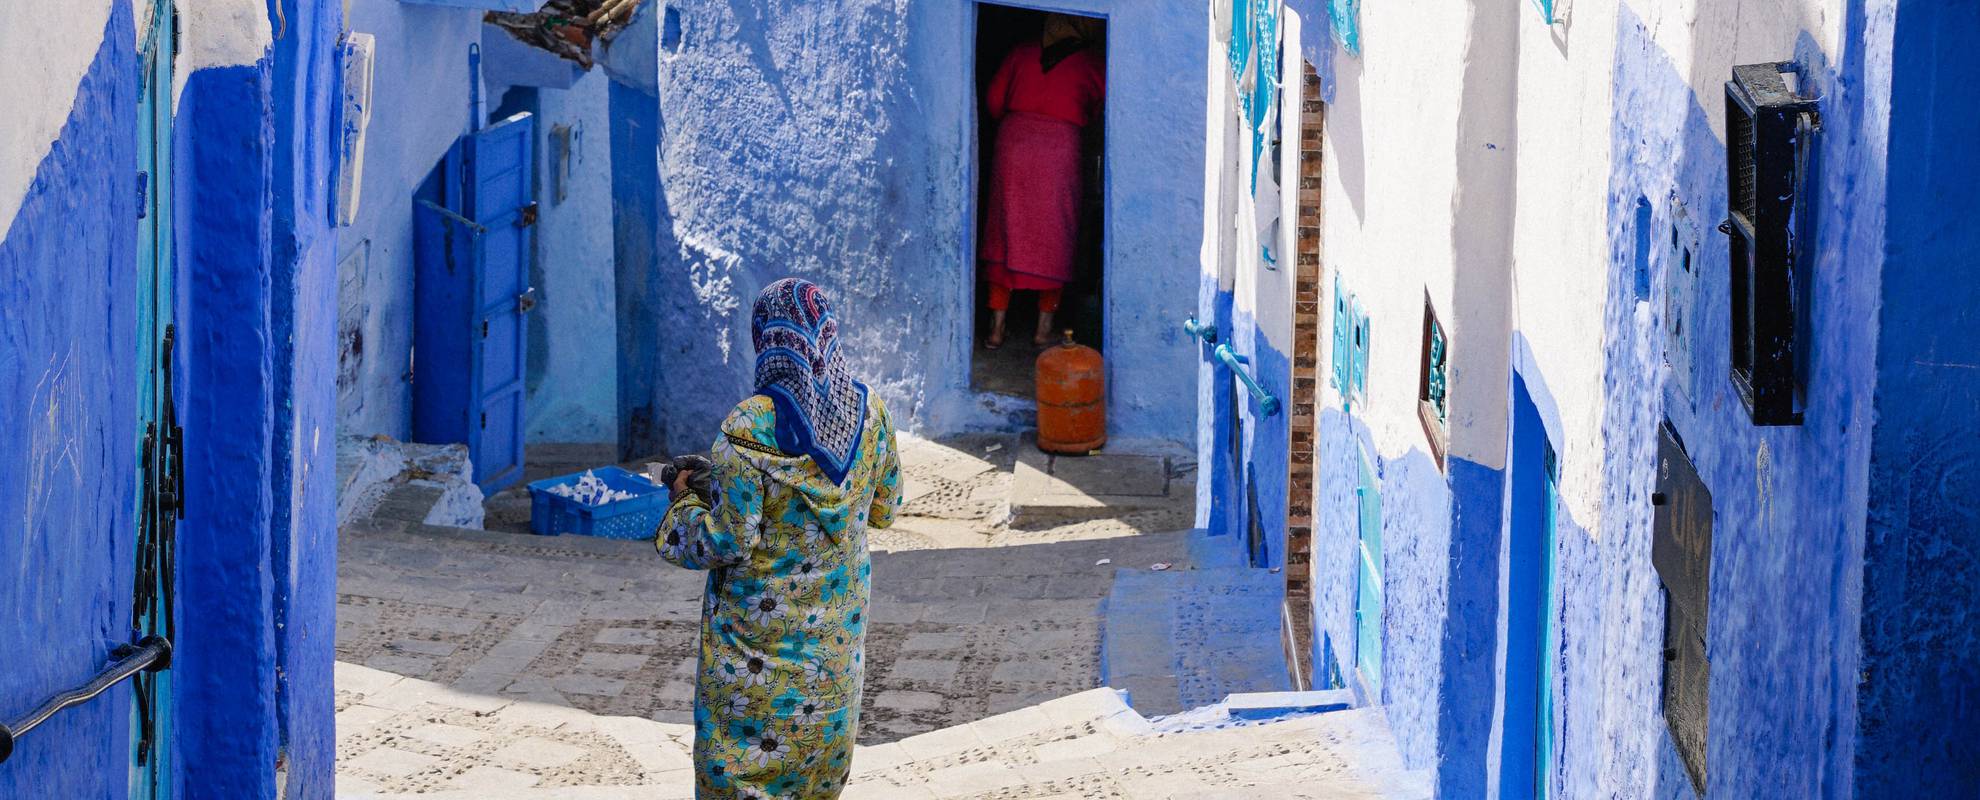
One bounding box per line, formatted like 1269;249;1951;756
1324;42;1367;223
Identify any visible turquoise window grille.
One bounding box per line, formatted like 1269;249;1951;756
1425;318;1447;423
1330;0;1361;56
1349;298;1371;404
1331;278;1371;411
1532;0;1557;24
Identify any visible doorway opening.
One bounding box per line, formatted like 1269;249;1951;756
970;3;1108;398
1501;373;1559;800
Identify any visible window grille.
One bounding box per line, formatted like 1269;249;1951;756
1417;296;1448;468
1722;62;1818;425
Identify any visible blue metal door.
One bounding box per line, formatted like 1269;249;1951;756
1501;374;1558;800
413;110;535;493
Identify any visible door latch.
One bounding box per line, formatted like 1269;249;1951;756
516;202;539;228
516;287;538;314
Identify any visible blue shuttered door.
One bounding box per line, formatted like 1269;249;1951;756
465;113;534;492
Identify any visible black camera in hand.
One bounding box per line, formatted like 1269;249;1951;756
659;454;716;506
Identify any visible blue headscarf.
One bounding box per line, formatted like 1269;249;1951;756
751;278;869;485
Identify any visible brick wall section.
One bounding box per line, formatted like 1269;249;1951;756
1285;62;1324;686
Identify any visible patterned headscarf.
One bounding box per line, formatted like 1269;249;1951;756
752;278;869;485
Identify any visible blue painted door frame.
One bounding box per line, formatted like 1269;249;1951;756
1501;373;1558;800
133;2;177;793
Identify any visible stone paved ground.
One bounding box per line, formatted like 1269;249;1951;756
335;664;1430;799
335;437;1426;796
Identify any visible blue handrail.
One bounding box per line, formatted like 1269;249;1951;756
1183;315;1218;344
1214;343;1281;417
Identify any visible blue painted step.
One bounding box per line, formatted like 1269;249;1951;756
1099;552;1291;716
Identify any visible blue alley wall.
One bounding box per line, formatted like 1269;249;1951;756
613;0;1207;457
0;5;138;796
517;72;619;444
267;0;345;794
1857;0;1980;794
336;0;485;440
1597;3;1888;796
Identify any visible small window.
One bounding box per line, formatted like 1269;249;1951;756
1417;295;1449;468
1723;62;1818;426
1332;276;1351;396
1330;277;1370;412
1652;424;1712;794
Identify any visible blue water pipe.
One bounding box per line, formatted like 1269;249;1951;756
1214;343;1281;417
1184;315;1219;344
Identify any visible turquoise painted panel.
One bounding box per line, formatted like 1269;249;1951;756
1329;0;1361;56
1355;450;1383;691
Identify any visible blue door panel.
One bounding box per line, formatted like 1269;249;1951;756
413;110;534;493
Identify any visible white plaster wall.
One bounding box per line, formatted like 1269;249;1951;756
1507;1;1620;529
0;2;117;243
1317;0;1472;463
173;0;274;105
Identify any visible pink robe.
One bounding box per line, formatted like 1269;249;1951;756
981;41;1105;292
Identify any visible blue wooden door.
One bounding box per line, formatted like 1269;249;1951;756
412;110;536;492
463;113;534;492
1501;374;1558;800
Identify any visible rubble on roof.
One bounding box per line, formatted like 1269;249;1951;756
484;0;645;69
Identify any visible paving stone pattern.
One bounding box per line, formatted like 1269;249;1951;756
337;663;1431;799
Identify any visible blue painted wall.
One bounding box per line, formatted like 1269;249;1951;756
610;0;1205;456
516;71;619;445
1857;0;1980;794
0;4;139;796
267;0;345;794
1596;3;1889;796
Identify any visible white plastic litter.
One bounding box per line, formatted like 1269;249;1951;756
548;470;636;506
984;443;1004;453
1095;558;1112;566
1150;562;1173;571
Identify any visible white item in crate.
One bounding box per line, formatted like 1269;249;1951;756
548;470;636;506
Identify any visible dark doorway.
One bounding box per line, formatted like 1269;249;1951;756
971;4;1107;398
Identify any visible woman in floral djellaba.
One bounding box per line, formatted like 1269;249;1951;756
656;278;902;799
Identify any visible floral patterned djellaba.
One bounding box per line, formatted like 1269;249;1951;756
656;278;903;799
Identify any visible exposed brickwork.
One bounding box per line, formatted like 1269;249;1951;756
1284;63;1325;688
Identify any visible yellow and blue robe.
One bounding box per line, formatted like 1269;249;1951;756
656;392;901;799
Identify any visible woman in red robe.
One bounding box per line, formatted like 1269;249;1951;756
981;14;1105;348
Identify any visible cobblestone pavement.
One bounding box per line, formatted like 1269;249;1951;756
334;437;1435;796
336;663;1430;799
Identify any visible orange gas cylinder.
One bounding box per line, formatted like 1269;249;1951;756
1036;331;1107;454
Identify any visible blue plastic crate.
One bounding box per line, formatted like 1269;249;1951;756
526;466;669;540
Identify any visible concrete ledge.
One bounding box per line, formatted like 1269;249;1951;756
1223;689;1355;720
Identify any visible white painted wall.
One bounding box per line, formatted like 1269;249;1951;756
0;2;116;243
1316;0;1472;463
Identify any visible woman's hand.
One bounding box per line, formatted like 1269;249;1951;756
671;469;696;496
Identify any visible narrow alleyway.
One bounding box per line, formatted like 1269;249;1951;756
333;437;1427;797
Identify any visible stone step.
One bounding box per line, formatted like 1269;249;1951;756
1007;438;1194;526
1100;543;1292;716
